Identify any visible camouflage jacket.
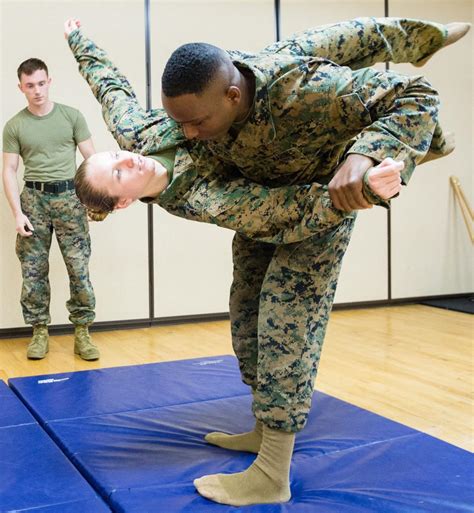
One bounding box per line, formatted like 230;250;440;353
68;18;446;243
198;45;442;188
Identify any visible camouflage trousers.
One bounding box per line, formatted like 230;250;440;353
230;216;356;433
16;187;95;326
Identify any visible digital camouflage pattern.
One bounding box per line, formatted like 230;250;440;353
16;187;95;326
69;17;450;431
263;17;446;69
68;30;354;243
230;215;356;431
200;21;446;186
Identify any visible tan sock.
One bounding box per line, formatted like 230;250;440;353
415;22;471;67
205;420;263;453
195;424;295;506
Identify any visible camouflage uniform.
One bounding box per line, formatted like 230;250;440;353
69;33;354;244
69;18;448;431
189;22;446;432
16;187;95;325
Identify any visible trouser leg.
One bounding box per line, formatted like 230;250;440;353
254;217;356;432
51;190;95;325
15;188;53;326
230;233;274;390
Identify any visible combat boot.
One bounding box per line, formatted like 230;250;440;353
27;325;49;359
74;325;100;361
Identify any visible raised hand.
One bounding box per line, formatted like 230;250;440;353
64;18;81;39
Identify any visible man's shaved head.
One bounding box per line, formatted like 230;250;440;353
161;42;254;141
162;43;232;97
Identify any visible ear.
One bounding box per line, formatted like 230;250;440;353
115;198;135;210
17;83;23;92
226;85;241;105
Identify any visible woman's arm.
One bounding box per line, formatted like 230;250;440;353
65;19;183;155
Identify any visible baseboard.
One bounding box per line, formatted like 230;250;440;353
0;294;471;339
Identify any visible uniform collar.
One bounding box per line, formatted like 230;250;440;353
227;57;276;148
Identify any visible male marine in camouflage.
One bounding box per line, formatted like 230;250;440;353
161;18;468;506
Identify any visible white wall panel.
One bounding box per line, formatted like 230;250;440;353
390;0;473;297
153;210;235;317
1;1;149;329
280;0;385;34
281;0;389;303
151;0;275;317
2;0;471;330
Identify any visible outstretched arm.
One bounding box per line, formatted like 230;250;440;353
65;19;182;155
264;17;447;69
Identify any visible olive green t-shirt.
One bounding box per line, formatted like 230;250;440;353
149;149;175;182
2;103;91;182
139;149;176;204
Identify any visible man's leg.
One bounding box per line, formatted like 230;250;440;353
195;217;356;506
254;217;356;432
16;188;53;358
206;234;274;453
16;188;53;326
52;190;97;359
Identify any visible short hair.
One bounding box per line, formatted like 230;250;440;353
17;58;48;81
162;43;228;97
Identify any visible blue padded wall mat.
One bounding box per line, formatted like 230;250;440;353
0;380;110;513
9;356;474;513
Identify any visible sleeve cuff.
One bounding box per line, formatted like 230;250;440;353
362;169;391;209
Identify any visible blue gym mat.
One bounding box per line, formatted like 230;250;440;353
9;356;474;513
0;379;110;513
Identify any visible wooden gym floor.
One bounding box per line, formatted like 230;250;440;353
0;304;472;452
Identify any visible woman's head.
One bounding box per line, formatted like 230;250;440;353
75;150;164;219
75;157;118;218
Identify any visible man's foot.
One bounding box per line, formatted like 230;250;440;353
194;459;290;506
27;325;49;359
415;22;471;67
74;325;99;361
194;425;294;506
205;420;263;453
